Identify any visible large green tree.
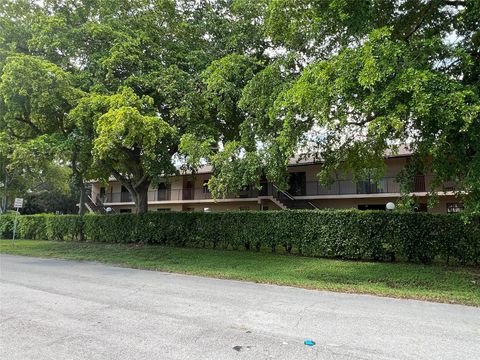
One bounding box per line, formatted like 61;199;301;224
1;0;268;213
203;0;480;212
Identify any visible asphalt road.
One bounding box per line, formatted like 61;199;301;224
1;255;479;360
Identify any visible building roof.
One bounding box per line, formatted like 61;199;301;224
90;145;414;182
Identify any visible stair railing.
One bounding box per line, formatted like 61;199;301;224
272;184;318;210
271;184;295;201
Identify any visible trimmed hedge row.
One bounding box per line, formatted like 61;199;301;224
0;214;83;241
1;211;479;264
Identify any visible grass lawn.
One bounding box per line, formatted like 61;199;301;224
1;239;479;306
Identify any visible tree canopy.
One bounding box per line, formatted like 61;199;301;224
0;0;478;213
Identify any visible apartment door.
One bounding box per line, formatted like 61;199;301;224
99;187;106;202
121;185;131;202
414;174;426;192
259;176;269;196
183;179;194;200
157;182;170;201
288;172;306;196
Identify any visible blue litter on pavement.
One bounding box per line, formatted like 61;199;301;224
304;339;316;346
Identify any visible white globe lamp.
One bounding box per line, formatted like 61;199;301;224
386;202;395;211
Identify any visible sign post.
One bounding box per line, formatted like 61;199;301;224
12;198;23;246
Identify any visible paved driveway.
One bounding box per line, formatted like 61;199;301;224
1;254;479;360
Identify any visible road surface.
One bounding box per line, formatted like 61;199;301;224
1;254;479;359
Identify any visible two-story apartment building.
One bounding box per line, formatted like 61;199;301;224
87;148;462;214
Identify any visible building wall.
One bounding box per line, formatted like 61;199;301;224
285;157;408;181
311;194;459;213
88;157;461;214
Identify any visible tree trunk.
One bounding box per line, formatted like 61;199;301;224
78;180;87;215
110;167;151;214
71;150;87;216
1;169;8;213
132;179;151;214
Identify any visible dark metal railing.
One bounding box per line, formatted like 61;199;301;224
304;177;401;196
98;187;261;204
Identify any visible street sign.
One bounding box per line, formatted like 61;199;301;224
12;198;24;245
14;198;24;208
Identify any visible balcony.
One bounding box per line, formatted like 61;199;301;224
96;176;458;204
97;187;261;204
305;177;401;196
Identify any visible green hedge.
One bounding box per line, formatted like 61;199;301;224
0;213;83;241
1;211;479;265
0;214;15;239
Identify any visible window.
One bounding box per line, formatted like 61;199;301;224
414;203;428;212
202;180;210;193
358;204;386;211
447;203;464;213
120;209;132;213
157;208;171;212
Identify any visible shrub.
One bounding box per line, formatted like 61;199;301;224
18;214;48;240
0;214;15;239
7;210;480;265
46;215;84;241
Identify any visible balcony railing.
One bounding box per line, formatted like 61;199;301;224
96;176;458;203
98;187;261;203
303;175;457;196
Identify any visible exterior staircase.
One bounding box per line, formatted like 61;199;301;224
85;194;109;214
271;185;318;210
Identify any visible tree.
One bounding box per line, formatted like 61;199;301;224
82;88;177;213
0;0;269;213
0;53;86;211
2;0;478;214
0;132;71;213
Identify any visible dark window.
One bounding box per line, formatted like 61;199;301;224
202;180;210;193
157;182;170;201
183;180;194;200
414;203;428;212
259;177;269;196
414;175;426;192
447;203;464;213
358;204;386;211
356;175;384;194
99;187;106;202
288;172;306;196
